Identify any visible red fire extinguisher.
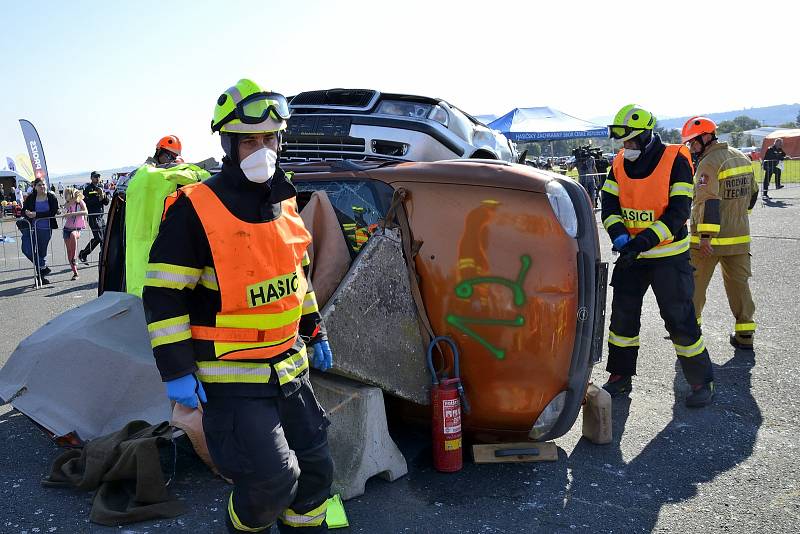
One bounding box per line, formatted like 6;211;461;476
427;336;470;473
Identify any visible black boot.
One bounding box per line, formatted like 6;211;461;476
602;374;632;397
729;334;754;351
686;382;715;408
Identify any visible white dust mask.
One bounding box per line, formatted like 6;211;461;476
240;147;277;184
623;148;641;161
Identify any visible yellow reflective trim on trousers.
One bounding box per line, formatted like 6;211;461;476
603;214;624;230
690;235;751;246
670;183;693;197
197;360;273;384
718;165;753;180
602;180;619;196
213;333;296;359
674;337;706;357
638;236;690;259
302;253;311;267
228;492;270;532
274;347;309;386
649;221;672;243
280;499;328;527
735;322;756;332
303;292;319;314
696;223;721;233
216;304;303;330
608;331;640;348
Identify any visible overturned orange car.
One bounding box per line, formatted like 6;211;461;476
289;159;607;441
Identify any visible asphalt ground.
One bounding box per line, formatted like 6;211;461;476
0;187;798;533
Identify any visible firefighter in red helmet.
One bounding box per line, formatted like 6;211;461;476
681;116;759;351
151;135;184;165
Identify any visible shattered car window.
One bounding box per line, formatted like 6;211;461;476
295;180;394;256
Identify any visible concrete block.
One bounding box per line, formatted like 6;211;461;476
311;372;408;500
322;228;430;405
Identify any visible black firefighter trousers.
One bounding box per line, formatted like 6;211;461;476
606;254;714;386
203;376;333;533
80;214;105;258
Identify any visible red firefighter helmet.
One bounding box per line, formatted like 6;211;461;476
681;117;717;143
156;135;182;156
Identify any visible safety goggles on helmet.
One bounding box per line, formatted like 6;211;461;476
608;125;644;141
212;91;291;133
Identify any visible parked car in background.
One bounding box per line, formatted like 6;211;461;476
283;89;517;163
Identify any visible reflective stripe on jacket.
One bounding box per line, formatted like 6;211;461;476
690;143;757;256
612;144;691;259
167;182;312;363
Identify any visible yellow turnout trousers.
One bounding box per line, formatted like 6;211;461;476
690;249;756;345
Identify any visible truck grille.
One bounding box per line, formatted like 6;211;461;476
282;136;367;160
290;90;378;110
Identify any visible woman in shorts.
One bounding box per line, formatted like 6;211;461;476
61;187;88;280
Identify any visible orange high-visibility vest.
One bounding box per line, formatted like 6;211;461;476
166;182;312;360
612;144;690;245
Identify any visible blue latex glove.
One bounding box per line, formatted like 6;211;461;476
165;374;207;408
612;234;631;251
310;340;333;372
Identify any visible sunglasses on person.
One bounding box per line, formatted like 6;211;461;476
607;125;643;140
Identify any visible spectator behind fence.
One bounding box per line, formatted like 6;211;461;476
762;138;793;198
575;149;598;208
20;179;59;285
78;171;109;265
61;187;88;281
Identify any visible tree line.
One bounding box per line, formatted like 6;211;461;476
516;112;800;157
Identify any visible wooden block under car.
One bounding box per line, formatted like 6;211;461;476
472;442;558;463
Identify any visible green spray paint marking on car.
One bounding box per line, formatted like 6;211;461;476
446;255;531;360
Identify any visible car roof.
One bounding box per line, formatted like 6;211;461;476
286;159;551;193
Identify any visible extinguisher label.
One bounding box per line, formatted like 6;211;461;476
444;437;462;451
442;398;461;434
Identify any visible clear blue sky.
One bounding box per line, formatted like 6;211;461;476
1;0;796;175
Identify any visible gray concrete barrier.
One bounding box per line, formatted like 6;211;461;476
311;372;408;500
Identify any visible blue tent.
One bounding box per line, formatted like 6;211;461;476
488;107;607;141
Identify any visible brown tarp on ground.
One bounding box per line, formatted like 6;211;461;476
42;420;185;526
760;129;800;159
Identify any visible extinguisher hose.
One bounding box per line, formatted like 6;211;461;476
426;336;471;414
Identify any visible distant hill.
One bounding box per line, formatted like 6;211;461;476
52;165;138;185
589;104;800;131
657;104;800;130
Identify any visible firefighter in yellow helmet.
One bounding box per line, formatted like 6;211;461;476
601;104;715;407
681;116;759;351
142;79;333;532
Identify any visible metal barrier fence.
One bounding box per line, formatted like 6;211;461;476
754;159;800;190
0;211;105;289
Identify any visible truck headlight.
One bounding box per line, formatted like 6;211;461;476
546;180;578;238
529;391;567;440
